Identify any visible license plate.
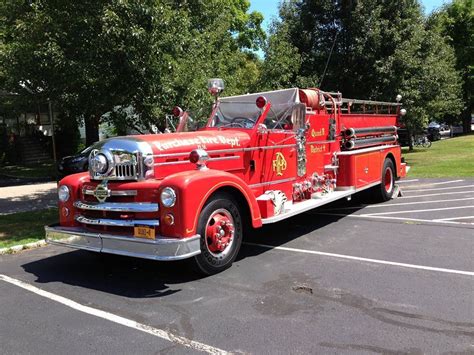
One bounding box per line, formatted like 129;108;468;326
134;225;155;240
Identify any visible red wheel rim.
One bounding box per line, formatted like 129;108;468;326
204;209;235;257
384;167;393;193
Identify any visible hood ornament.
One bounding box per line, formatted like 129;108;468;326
94;180;110;203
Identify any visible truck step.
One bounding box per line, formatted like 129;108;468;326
262;189;355;224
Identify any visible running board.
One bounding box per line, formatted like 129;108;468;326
262;189;354;224
261;181;380;224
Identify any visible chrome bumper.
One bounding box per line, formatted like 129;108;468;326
45;224;201;261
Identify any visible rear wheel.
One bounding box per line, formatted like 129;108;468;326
194;193;243;275
376;158;395;202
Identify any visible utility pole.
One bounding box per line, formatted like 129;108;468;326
48;99;57;163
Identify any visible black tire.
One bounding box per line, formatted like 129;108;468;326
422;140;432;148
376;158;395;202
193;193;243;275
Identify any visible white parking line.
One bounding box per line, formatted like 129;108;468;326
401;190;474;199
319;197;474;212
0;274;229;355
317;212;474;226
434;216;474;222
364;205;474;216
401;180;464;189
244;243;474;277
397;179;419;183
365;197;474;208
403;185;474;193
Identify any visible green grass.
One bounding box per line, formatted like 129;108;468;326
0;208;58;249
1;163;56;179
402;135;474;178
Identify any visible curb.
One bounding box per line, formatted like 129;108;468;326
0;240;47;255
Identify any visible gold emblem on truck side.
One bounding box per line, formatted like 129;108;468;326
272;152;287;176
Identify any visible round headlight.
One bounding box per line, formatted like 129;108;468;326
90;154;108;174
58;185;70;202
160;187;176;207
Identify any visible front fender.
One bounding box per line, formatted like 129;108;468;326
159;169;262;237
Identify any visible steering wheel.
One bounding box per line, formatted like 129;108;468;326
229;116;256;128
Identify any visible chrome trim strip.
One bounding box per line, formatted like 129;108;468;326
154;152;192;158
249;177;297;188
45;224;201;261
154;160;189;167
307;141;336;145
74;201;159;213
83;188;138;197
76;216;160;227
209;156;240;162
154;155;240;167
153;144;297;159
337;145;398;155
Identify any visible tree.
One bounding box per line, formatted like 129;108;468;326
260;21;306;90
0;0;265;145
428;0;473;132
263;0;463;143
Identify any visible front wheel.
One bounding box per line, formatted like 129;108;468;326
375;158;395;202
422;139;432;148
193;193;243;275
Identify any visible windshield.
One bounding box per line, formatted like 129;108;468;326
209;101;262;129
208;89;300;130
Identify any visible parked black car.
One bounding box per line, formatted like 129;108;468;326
57;145;94;176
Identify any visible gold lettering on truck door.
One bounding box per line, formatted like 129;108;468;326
272;152;287;176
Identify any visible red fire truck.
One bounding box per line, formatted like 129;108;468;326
46;79;408;274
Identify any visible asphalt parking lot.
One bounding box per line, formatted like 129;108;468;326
1;178;473;354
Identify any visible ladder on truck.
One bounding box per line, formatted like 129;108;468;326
321;91;402;115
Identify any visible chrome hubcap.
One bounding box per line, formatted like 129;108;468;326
205;209;235;258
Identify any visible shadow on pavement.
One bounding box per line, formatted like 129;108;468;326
20;191;369;298
22;250;204;299
238;191;369;261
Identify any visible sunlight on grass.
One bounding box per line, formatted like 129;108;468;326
402;135;474;178
0;208;58;249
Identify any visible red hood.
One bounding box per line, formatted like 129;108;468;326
132;130;251;155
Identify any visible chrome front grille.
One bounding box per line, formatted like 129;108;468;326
74;200;160;231
76;215;159;227
114;161;138;179
88;137;153;181
74;201;159;213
